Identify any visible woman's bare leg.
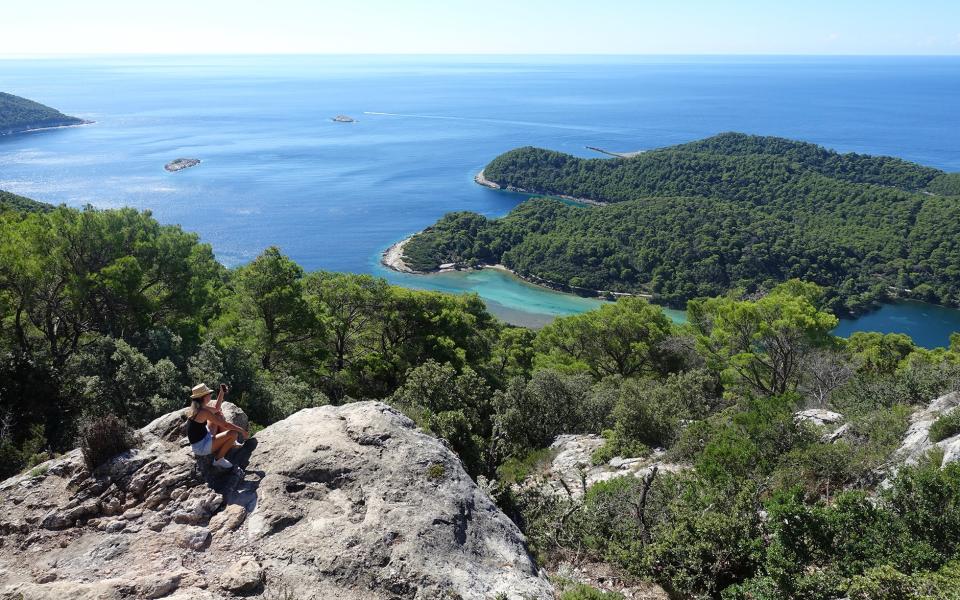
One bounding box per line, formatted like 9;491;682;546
212;431;239;459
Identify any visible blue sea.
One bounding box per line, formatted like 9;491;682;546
2;55;959;345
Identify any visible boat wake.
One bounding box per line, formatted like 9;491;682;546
362;111;616;133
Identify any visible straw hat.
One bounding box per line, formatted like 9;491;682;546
190;383;214;399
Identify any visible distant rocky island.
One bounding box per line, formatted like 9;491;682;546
0;92;91;136
164;158;201;172
331;114;356;123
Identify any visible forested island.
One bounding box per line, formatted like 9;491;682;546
402;133;960;316
0;92;89;135
5;191;960;597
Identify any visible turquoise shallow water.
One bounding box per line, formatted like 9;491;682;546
1;55;959;345
371;254;688;328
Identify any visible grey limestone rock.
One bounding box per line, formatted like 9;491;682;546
537;434;685;499
794;408;844;427
219;556;263;593
894;391;960;467
0;401;553;599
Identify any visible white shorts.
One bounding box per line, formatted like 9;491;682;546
191;431;213;456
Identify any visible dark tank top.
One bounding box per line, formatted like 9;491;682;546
187;417;208;444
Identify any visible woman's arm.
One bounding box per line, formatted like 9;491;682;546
207;410;247;435
215;383;228;411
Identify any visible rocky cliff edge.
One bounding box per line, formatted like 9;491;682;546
0;401;553;599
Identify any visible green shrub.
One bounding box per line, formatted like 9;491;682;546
764;461;960;595
571;471;764;598
579;475;657;558
1;423;49;478
610;369;719;451
497;447;557;484
640;478;765;598
848;405;911;466
847;565;934;600
772;439;855;499
720;576;784;600
695;395;800;484
390;361;491;476
591;438;616;466
78;414;140;471
590;429;649;466
494;369;595;457
27;464;49;478
846;561;960;599
258;372;329;421
558;583;625;599
930;411;960;443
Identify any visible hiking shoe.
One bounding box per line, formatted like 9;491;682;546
213;457;233;469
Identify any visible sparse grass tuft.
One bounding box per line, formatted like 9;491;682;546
427;462;446;480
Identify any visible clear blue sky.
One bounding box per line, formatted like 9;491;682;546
4;0;960;55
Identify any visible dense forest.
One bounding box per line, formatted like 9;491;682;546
403;133;960;315
0;92;86;135
0;189;51;213
4;196;960;598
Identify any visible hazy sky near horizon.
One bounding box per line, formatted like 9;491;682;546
4;0;960;56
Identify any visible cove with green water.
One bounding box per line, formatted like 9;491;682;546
373;252;960;349
375;252;686;328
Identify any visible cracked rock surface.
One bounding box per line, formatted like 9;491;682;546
0;401;552;599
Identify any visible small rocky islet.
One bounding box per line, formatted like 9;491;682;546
164;158;201;172
331;114;356;123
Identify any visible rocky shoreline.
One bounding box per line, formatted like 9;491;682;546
585;145;645;158
0;119;94;137
474;169;607;207
381;237;416;273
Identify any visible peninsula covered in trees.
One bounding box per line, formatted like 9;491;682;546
0;92;89;135
0;189;51;213
402;133;960;315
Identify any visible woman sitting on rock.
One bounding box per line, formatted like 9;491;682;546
186;383;248;470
